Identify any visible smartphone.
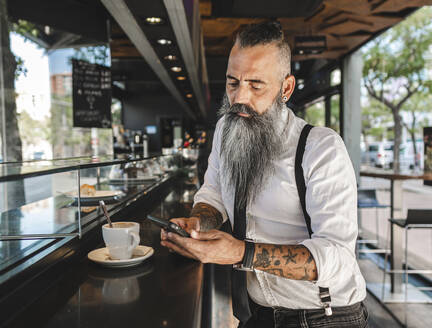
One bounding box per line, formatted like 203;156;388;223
146;215;190;238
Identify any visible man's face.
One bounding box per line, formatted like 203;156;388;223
226;43;293;116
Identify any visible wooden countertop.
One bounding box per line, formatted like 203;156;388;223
360;169;432;180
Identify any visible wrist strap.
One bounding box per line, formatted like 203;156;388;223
242;240;255;269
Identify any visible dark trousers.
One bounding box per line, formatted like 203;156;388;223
240;298;369;328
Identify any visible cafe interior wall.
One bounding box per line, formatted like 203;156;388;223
122;83;186;152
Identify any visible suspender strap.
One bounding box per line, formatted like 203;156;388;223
295;124;314;238
295;124;332;316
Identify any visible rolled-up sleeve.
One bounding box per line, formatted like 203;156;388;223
193;118;228;222
300;128;358;283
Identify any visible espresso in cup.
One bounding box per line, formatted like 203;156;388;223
102;222;140;260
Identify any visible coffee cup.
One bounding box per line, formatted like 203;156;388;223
102;222;140;260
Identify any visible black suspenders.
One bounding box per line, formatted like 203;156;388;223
295;124;333;316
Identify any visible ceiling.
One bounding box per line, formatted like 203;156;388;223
200;0;432;110
200;0;431;61
7;0;432;123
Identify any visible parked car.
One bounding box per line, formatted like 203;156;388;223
363;142;393;168
32;151;45;160
362;141;424;170
400;140;424;170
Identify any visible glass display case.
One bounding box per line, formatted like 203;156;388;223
0;155;179;277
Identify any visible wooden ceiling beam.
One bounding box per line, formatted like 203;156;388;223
324;0;372;15
111;48;141;58
320;18;373;34
199;0;212;16
199;0;428;62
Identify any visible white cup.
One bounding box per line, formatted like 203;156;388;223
102;222;140;260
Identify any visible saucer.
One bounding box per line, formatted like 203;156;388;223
88;245;154;268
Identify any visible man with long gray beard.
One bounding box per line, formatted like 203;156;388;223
161;21;368;327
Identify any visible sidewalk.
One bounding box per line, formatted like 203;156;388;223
403;179;432;195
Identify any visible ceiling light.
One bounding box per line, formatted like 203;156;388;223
177;76;186;81
157;39;172;45
171;66;182;72
186;93;193;98
146;17;163;25
164;55;177;61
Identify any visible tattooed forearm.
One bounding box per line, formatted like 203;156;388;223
252;244;318;281
190;202;223;231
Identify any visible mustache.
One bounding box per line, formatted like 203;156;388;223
225;103;258;118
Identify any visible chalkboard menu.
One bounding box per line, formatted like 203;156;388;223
72;59;112;128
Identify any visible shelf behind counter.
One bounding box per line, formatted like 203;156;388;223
0;173;209;328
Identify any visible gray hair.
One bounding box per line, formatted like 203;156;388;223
235;21;291;80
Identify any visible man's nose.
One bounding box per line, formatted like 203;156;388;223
232;83;251;105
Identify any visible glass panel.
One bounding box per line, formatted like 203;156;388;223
330;68;341;86
305;101;324;126
330;94;340;133
0;170;79;271
0;6;114;162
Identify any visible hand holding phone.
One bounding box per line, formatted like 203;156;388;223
147;215;190;238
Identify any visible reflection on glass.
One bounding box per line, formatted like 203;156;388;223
5;21;114;162
102;277;140;304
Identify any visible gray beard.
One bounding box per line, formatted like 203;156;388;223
218;92;288;210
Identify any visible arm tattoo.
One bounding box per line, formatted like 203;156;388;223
190;202;223;231
253;244;318;281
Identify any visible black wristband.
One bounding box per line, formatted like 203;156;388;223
242;240;255;269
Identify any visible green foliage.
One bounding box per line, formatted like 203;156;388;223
10;20;39;81
10;20;40;80
362;98;392;140
18;110;51;145
363;7;432;106
304;96;340;132
402;92;432;134
14;55;27;80
362;6;432;171
305;102;324;126
11;19;39;39
330;95;340;133
111;99;122;125
70;45;110;66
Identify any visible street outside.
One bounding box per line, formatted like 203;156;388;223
359;176;432;277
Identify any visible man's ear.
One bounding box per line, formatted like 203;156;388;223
282;75;295;101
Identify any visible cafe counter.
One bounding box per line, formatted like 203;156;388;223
0;176;220;328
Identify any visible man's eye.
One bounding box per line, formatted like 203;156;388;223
251;85;261;90
228;83;238;87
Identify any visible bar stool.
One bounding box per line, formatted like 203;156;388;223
357;189;390;255
383;209;432;303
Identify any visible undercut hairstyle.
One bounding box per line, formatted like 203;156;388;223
235;21;291;79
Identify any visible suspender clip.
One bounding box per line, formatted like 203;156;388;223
319;287;332;316
323;302;332;316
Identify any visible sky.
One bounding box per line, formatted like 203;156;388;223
10;32;51;117
10;33;74;120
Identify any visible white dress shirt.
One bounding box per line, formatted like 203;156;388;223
194;107;366;309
